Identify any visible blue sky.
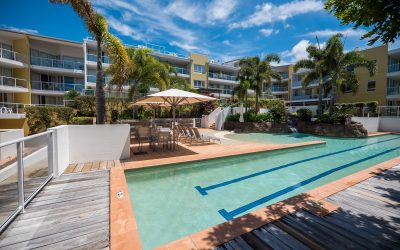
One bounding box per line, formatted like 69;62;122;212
1;0;399;64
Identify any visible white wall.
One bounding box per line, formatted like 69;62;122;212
352;117;380;132
50;124;130;176
352;117;400;133
380;118;400;132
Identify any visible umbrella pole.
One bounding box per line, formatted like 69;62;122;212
172;105;176;150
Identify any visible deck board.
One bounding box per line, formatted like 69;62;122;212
215;165;400;249
0;170;110;249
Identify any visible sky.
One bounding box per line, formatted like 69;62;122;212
1;0;399;65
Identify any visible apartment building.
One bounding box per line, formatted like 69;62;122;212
0;28;399;131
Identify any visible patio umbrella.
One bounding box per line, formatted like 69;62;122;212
134;88;216;128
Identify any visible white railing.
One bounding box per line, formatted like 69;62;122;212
201;107;222;128
30;56;84;71
0;48;26;63
215;106;232;130
83;89;130;98
87;54;111;64
208;72;237;81
357;106;400;118
0;76;28;89
0;130;55;233
31;81;84;92
387;86;400;96
0;102;26;114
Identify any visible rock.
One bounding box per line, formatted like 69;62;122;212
223;121;289;133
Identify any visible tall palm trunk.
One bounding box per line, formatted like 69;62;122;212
96;39;106;124
318;72;323;117
329;77;337;114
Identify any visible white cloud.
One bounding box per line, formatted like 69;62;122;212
284;23;292;29
222;40;232;46
166;1;202;23
106;16;143;40
170;41;199;51
1;25;38;34
229;0;324;29
207;0;238;22
302;28;366;38
259;28;274;37
280;39;311;63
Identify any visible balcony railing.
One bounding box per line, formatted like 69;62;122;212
0;48;26;63
291;95;319;101
86;54;111;64
208;72;237;81
0;76;28;89
387;86;400;96
0;130;54;232
173;67;189;75
30;56;84;71
86;75;112;84
0;102;26;114
31;81;84;92
388;64;400;73
83;89;129;98
271;86;288;92
208;88;233;95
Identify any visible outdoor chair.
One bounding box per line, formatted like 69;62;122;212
135;126;152;154
192;127;221;144
186;127;209;144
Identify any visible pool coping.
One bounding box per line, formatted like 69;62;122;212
122;140;326;170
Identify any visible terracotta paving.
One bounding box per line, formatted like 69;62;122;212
123;140;325;170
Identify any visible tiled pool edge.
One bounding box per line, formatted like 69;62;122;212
122;140;326;170
154;156;400;250
110;167;142;250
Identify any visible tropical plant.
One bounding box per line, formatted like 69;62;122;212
324;34;377;114
50;0;129;124
297;108;313;122
124;47;188;101
294;43;328;117
233;79;250;113
238;55;281;112
325;0;400;45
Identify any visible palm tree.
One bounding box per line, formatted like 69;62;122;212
294;44;328;117
238;55;281;112
124;47;187;101
324;34;377;113
234;79;250;113
50;0;129;124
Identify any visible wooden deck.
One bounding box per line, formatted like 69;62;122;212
0;170;110;249
215;165;400;250
64;160;122;174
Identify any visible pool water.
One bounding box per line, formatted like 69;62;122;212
125;133;400;249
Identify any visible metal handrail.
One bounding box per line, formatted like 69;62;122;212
0;102;26;114
31;81;84;92
86;53;111;64
208;72;237;81
30;56;84;71
0;130;55;233
0;76;28;89
0;48;26;63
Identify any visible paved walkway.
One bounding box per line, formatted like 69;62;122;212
0;171;110;250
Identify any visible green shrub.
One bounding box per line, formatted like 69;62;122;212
71;117;94;125
296;108;313;122
255;113;273;122
25;106;74;134
269;101;287;123
319;112;334;124
332;106;353;125
226;113;240;122
366;101;378;114
244;110;257;122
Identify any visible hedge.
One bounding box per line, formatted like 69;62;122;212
25;106;74;134
71;117;94;125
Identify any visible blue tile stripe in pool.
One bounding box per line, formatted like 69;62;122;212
194;137;400;196
217;146;400;221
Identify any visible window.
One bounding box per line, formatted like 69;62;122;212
367;80;376;91
194;64;205;74
194;80;205;88
344;84;352;93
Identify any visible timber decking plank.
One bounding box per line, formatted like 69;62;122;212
261;223;310;250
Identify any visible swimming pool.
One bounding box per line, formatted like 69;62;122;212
125;133;400;249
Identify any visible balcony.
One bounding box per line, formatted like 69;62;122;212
208;72;237;82
291;95;319;101
83;89;129;98
387;86;400;100
388;64;400;73
31;81;84;94
30;56;84;75
0;76;28;93
86;75;112;84
270;86;288;93
0;48;26;68
87;54;111;64
173;66;189;76
0;102;26;119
